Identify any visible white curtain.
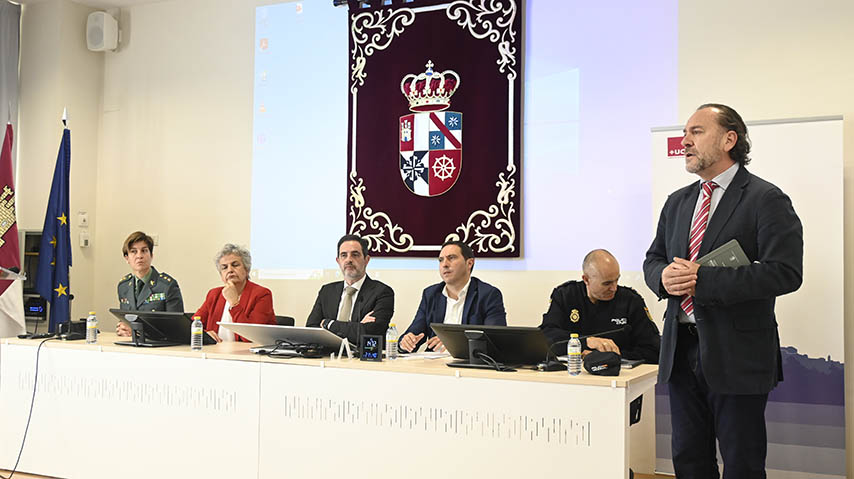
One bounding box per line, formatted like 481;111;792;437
0;0;22;338
0;0;20;158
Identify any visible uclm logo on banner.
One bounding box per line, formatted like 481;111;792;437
667;136;685;158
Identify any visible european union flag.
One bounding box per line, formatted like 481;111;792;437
35;128;72;332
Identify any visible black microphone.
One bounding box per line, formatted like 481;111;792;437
545;325;633;361
9;267;19;273
578;324;632;340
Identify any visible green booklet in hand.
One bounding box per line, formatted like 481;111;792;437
697;239;750;267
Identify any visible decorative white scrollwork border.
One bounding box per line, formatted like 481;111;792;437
348;172;415;253
446;0;518;80
348;0;519;255
350;8;416;92
445;164;516;253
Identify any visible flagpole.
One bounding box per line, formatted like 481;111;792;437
36;120;72;331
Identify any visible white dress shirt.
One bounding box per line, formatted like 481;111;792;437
680;163;740;324
442;279;471;325
217;301;236;342
336;275;366;322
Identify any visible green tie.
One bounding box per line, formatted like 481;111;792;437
337;286;357;322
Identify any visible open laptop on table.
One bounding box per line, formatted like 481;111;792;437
217;323;343;357
110;309;217;347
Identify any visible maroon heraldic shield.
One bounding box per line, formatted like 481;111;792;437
346;0;522;257
0;124;20;294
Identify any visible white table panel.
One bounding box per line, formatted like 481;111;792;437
259;363;630;478
0;343;260;479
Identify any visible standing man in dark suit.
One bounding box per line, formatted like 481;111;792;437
643;104;803;479
306;235;394;345
399;240;506;353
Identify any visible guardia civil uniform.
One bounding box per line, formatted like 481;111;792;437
117;266;184;312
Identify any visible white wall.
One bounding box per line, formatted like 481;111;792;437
14;0;854;472
89;0;615;333
678;0;854;473
18;0;102;322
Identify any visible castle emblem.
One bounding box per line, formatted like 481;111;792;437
399;61;462;197
0;186;17;248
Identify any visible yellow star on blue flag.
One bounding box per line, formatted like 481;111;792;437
36;127;72;332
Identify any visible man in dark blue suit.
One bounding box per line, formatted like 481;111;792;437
643;104;803;479
399;240;506;353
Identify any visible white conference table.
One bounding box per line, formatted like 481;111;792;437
0;333;657;479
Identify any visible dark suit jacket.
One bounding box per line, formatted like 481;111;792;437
401;276;506;352
643;166;803;394
305;275;394;344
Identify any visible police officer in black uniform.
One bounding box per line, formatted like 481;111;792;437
116;231;184;336
539;249;660;363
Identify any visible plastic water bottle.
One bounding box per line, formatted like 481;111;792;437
86;311;98;344
568;333;582;376
191;315;203;351
386;322;399;360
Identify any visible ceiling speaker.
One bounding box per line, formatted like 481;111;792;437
86;11;118;52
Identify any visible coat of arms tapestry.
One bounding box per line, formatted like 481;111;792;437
346;0;522;257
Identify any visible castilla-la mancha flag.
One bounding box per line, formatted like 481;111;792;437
0;123;25;338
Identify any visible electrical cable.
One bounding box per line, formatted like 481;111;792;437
257;339;324;358
474;351;515;372
0;338;57;479
546;339;569;362
546;325;632;362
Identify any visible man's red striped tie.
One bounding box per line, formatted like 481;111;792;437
681;181;719;316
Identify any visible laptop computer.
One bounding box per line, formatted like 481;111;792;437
110;309;217;347
217;323;344;356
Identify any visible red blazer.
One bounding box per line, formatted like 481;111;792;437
194;280;276;341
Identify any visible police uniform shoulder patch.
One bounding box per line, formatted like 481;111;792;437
624;286;644;298
570;309;580;323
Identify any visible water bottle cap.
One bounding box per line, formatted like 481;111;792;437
193;315;201;320
570;333;579;338
389;322;395;327
89;311;96;315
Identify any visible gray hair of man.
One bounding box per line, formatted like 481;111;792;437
581;248;617;277
214;243;252;272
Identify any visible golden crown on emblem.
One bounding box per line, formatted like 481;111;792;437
400;60;460;113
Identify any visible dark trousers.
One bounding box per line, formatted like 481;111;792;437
669;323;769;479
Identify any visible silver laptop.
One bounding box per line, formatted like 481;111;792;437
217;323;344;354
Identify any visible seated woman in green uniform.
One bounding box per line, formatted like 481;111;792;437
116;231;184;336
